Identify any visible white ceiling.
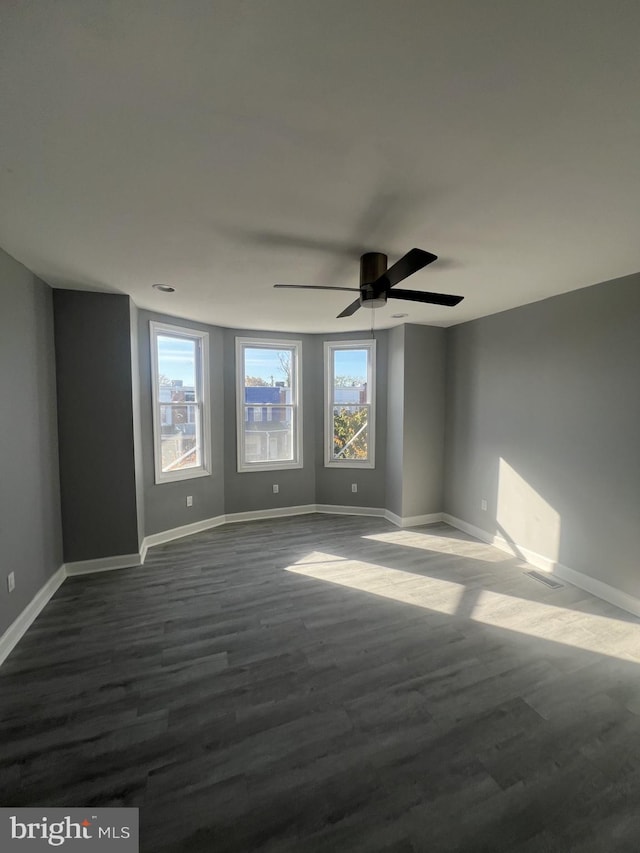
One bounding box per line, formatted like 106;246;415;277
1;1;639;333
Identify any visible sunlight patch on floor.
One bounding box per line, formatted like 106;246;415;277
362;530;510;563
286;553;640;662
289;552;466;615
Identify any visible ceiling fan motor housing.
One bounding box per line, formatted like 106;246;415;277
360;252;388;308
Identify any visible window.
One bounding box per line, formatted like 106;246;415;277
150;322;210;484
236;338;302;472
324;339;376;468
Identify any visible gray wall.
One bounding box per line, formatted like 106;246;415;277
54;290;140;561
315;331;389;509
385;325;446;519
444;273;640;597
223;328;317;514
385;326;405;517
402;324;446;518
130;302;146;548
138;310;225;536
0;248;63;635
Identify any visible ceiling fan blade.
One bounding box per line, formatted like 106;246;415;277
388;288;464;307
372;248;437;294
274;284;359;292
337;298;362;318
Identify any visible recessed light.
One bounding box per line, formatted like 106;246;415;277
391;312;408;319
152;283;175;293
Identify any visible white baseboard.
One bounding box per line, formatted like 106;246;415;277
552;562;640;618
442;513;497;547
442;513;554;571
385;510;444;528
142;514;226;550
141;504;442;553
443;513;640;619
402;512;444;528
383;509;403;527
316;504;386;519
0;565;66;666
225;504;317;525
64;551;142;576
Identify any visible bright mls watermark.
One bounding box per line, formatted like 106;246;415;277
0;809;138;851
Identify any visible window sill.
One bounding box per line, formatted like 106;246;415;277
324;460;375;470
154;466;211;485
237;461;304;474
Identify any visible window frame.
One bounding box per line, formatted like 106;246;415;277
150;321;211;485
235;337;303;473
324;339;376;469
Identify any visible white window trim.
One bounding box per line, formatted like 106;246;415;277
236;337;303;473
324;339;376;469
150;321;211;484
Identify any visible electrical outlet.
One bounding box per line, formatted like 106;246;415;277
481;499;487;511
186;496;193;507
7;572;15;593
272;484;279;494
351;483;358;493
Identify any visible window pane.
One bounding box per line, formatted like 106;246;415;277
151;323;210;484
244;347;293;395
236;338;301;472
157;335;197;394
244;406;293;463
332;405;369;460
160;404;201;472
333;349;368;403
244;384;290;405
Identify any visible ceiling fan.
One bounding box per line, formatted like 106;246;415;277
274;248;463;318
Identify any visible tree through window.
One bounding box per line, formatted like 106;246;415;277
324;340;376;468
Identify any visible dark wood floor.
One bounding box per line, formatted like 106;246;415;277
2;514;640;852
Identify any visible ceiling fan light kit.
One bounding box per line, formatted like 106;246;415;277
274;248;463;319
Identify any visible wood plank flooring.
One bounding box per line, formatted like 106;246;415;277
2;515;640;852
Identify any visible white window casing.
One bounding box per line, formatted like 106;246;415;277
150;321;211;484
236;337;303;473
324;339;376;469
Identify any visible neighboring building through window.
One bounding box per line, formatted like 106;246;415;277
150;321;210;484
324;339;376;468
236;338;302;472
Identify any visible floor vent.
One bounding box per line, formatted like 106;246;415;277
525;570;564;589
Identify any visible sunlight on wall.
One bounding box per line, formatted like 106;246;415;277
497;457;561;563
286;552;640;662
362;530;510;563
